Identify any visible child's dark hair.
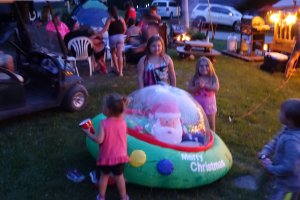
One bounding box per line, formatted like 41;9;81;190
108;6;118;20
54;11;61;18
124;1;133;9
281;98;300;127
67;16;78;29
104;93;128;117
150;5;158;12
127;17;136;27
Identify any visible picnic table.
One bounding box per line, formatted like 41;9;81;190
176;40;221;61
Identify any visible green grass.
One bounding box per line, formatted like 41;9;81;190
1;40;300;200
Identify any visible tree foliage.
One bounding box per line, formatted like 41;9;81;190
237;0;279;12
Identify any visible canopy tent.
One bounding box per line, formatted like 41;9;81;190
272;0;300;10
72;0;109;28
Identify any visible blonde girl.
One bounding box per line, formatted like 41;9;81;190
188;56;219;132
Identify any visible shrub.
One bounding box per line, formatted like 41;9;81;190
187;30;206;40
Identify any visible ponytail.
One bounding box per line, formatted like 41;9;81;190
105;93;128;117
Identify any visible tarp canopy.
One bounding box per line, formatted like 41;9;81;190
0;0;63;2
72;0;109;28
272;0;300;9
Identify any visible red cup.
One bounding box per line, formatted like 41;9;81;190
79;118;95;134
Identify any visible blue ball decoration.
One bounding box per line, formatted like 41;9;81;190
157;159;174;175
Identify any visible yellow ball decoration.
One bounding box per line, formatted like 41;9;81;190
129;150;146;167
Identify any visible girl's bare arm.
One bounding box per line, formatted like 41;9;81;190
137;56;146;89
167;55;176;87
205;75;219;92
83;122;105;144
99;18;111;35
121;18;127;34
187;77;198;93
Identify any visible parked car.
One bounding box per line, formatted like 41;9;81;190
191;3;242;32
151;0;180;18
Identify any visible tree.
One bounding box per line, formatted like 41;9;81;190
237;0;279;12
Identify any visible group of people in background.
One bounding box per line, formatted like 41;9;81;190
2;2;300;200
82;4;300;200
76;2;221;200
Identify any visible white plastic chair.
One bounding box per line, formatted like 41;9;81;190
68;36;94;76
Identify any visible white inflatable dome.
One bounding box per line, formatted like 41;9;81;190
126;85;211;146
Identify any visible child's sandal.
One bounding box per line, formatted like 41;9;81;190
120;194;129;200
96;194;104;200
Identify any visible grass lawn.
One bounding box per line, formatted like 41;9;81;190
1;40;300;200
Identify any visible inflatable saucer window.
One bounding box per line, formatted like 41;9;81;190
87;85;232;189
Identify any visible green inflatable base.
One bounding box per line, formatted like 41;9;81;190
87;113;233;189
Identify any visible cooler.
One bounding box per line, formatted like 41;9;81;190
260;52;288;73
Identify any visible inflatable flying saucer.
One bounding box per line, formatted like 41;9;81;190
86;85;232;188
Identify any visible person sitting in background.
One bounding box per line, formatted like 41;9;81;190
64;18;107;74
91;34;107;74
125;18;141;46
139;7;161;43
0;51;15;72
64;18;94;48
46;11;70;39
38;5;51;26
139;5;161;28
149;5;161;24
125;12;161;64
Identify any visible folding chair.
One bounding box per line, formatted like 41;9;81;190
68;36;94;76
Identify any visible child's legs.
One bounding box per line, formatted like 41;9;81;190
1;54;15;72
6;55;15;72
110;48;119;72
206;113;216;132
291;192;300;200
193;94;217;131
98;166;111;198
111;163;127;199
115;174;127;200
99;174;110;198
269;186;288;200
94;50;107;73
116;42;124;75
96;165;101;180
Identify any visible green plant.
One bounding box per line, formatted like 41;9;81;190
187;29;206;40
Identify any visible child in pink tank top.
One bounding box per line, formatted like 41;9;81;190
83;93;129;200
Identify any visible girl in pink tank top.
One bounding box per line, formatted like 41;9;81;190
83;93;129;200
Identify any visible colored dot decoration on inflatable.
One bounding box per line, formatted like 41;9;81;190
86;85;233;188
129;150;147;167
157;159;174;175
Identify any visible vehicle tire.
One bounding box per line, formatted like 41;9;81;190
192;16;205;28
233;21;241;32
63;84;88;112
170;12;173;19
